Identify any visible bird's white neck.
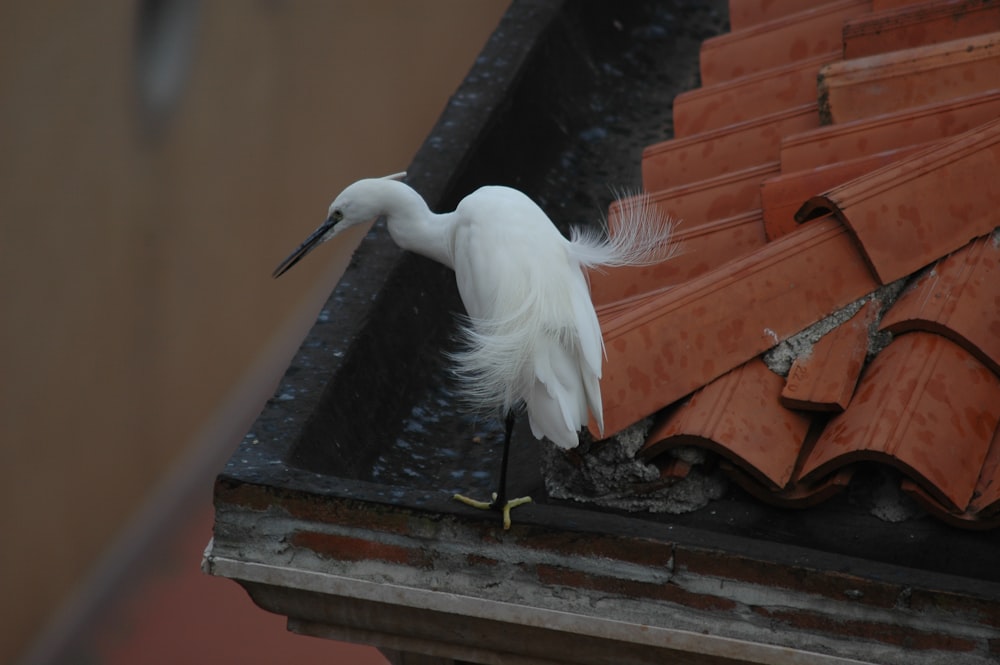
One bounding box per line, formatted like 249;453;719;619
379;182;455;269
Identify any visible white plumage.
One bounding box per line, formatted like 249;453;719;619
273;173;674;526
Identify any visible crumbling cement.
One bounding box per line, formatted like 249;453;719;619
542;419;727;514
762;278;908;377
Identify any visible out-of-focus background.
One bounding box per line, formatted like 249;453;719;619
0;2;509;663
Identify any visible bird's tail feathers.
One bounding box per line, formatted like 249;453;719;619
569;190;678;270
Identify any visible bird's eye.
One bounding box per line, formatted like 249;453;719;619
330;209;344;223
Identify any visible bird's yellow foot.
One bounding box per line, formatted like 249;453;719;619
453;492;532;530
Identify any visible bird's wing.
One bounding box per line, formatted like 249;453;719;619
450;187;604;447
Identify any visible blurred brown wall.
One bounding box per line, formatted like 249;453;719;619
0;2;508;662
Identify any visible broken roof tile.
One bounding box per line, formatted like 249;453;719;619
797;332;1000;512
642;104;818;191
589;209;768;307
780;300;879;412
700;0;872;86
819;30;1000;124
673;52;838;137
879;232;1000;374
762;144;929;239
640;359;813;489
597;215;878;437
796;117;1000;284
844;0;1000;59
779;89;1000;172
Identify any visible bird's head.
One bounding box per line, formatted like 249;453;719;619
272;171;407;278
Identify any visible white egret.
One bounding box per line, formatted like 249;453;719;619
274;172;674;529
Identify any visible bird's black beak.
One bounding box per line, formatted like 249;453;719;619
272;216;337;278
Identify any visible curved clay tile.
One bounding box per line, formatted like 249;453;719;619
797;332;1000;512
844;0;1000;59
597;215;878;437
699;0;870;85
901;480;1000;530
819;31;1000;124
969;425;1000;517
780;300;879;412
673;52;838;137
762;144;928;239
588;209;767;308
779;89;1000;173
721;460;853;509
640;359;813;490
796;116;1000;285
641;104;818;191
729;0;835;31
880;233;1000;375
614;162;777;231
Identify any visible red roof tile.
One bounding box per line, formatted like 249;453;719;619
761;144;928;239
797;117;1000;284
672;52;838;137
780;300;879;412
699;0;872;85
901;420;1000;527
797;332;1000;512
641;104;818;191
728;0;844;31
722;461;854;508
879;232;1000;374
593;0;1000;528
641;359;812;489
588;209;767;307
844;0;1000;59
780;89;1000;172
597;215;878;436
623;162;776;227
969;425;1000;516
819;30;1000;123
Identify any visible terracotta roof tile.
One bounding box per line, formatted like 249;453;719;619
871;0;936;10
722;461;854;508
641;103;818;191
593;0;1000;528
588;209;767;307
843;0;1000;59
699;0;872;85
780;300;879;412
672;52;839;137
622;162;777;227
879;232;1000;374
969;425;1000;515
797;332;1000;512
819;30;1000;123
901;428;1000;529
797;117;1000;284
597;216;878;436
761;144;929;239
640;359;812;489
900;478;1000;529
729;0;846;31
779;89;1000;172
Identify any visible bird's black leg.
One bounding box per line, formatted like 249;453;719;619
453;410;532;529
492;410;517;509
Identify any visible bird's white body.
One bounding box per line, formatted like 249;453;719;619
277;176;673;452
446;187;605;450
